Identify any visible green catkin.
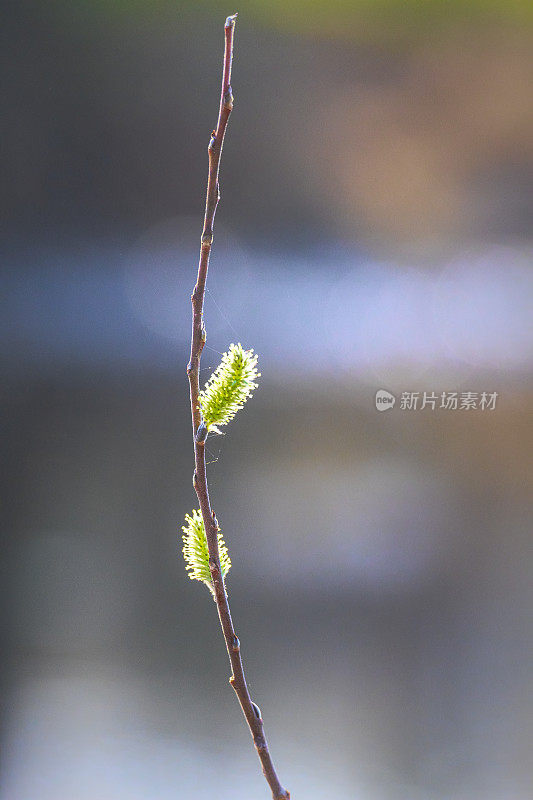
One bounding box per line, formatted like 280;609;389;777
182;509;231;595
183;345;256;592
199;343;259;431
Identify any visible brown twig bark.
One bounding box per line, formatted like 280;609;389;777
186;15;290;800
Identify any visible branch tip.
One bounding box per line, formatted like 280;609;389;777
225;13;238;28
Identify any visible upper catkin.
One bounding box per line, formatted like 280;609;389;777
199;343;259;430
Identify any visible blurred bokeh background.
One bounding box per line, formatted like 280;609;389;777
2;2;533;798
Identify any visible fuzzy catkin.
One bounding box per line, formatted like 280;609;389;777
182;509;231;595
199;343;259;430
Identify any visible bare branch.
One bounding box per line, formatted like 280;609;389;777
186;15;290;800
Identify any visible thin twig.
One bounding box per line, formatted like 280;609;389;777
186;15;290;800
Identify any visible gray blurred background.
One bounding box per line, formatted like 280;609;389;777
1;2;533;799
